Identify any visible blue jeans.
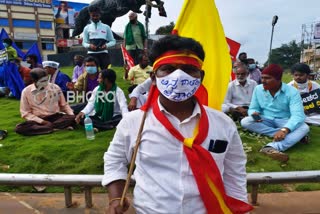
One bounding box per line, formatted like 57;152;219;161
241;116;310;151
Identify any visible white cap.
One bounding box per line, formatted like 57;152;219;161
42;61;59;69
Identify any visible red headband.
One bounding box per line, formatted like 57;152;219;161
153;51;203;71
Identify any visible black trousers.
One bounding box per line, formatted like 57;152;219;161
88;52;111;70
15;113;76;136
80;114;122;131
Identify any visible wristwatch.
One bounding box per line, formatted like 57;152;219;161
280;128;288;134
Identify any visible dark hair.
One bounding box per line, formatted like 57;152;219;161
88;5;101;14
291;63;311;74
84;56;99;67
30;68;47;81
238;52;247;58
27;54;38;63
3;38;12;46
138;53;147;62
149;35;205;64
101;69;116;84
74;55;84;60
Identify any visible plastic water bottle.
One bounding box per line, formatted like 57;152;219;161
84;115;95;140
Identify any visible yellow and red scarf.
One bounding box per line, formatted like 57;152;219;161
142;51;253;213
152;99;252;214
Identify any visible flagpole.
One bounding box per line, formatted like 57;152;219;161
120;110;148;207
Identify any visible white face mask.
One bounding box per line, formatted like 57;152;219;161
156;69;201;102
35;76;49;90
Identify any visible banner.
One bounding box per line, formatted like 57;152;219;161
121;44;135;70
53;0;88;27
314;22;320;40
0;0;52;8
301;88;320;113
226;37;241;61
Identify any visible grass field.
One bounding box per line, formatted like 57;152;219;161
0;67;319;193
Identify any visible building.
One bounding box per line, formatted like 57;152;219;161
0;0;56;56
301;45;320;72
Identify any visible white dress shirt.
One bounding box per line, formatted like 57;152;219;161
81;86;128;117
103;99;248;214
222;78;257;113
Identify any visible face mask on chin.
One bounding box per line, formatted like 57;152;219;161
156;69;201;102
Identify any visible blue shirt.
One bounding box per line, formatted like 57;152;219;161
248;83;305;132
82;21;116;54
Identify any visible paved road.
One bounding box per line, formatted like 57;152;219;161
0;191;320;214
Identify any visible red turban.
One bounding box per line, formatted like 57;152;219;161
262;64;283;80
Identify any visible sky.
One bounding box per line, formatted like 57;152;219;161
76;0;320;64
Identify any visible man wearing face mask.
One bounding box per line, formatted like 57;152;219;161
123;12;147;65
247;58;261;84
75;69;128;132
71;55;85;83
2;38;17;61
103;35;252;214
241;64;310;162
15;68;75;136
288;63;320;126
42;60;71;99
82;5;116;70
222;62;257;121
67;56;100;114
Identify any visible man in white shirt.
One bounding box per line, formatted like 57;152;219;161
288;63;320;126
75;69;128;132
223;63;257;121
103;35;252;214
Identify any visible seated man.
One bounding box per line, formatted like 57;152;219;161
67;56;100;114
127;53;152;92
26;54;42;69
2;38;17;61
75;69;128;132
14;58;32;86
72;55;85;83
247;58;261;84
241;64;310;162
288;63;320;126
42;61;71;98
15;68;75;136
222;62;257;121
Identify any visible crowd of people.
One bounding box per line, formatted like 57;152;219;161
0;4;319;213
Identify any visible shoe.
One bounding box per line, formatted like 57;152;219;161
260;146;289;162
299;135;309;144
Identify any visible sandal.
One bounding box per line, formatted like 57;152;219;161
260;146;289;162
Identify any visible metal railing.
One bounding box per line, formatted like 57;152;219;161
0;171;320;207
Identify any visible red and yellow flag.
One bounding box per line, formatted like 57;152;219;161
172;0;231;110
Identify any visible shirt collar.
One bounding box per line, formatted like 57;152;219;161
235;78;249;86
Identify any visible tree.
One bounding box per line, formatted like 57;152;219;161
155;22;175;35
266;40;302;69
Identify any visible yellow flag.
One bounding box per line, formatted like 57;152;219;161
173;0;231;110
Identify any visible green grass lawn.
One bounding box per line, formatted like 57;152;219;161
0;67;319;193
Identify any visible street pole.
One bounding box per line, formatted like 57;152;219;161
268;15;278;65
